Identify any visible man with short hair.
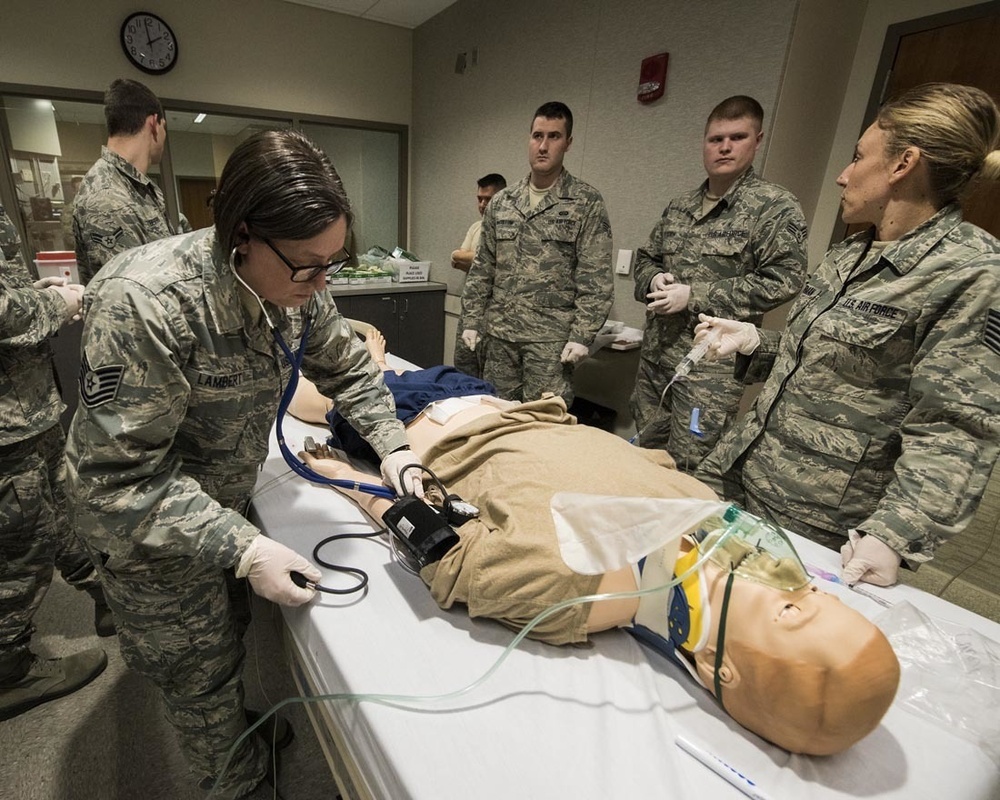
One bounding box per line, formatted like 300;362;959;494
461;102;613;405
451;172;506;377
73;78;175;284
630;95;807;471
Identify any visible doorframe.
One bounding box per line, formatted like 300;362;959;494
863;0;1000;125
831;0;1000;245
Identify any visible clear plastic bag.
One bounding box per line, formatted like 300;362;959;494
876;601;1000;764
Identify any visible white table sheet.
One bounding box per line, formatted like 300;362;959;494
251;413;1000;800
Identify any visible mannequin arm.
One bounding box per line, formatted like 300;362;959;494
300;450;394;519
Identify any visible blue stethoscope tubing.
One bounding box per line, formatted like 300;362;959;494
272;312;397;501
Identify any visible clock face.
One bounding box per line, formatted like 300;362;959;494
120;13;178;74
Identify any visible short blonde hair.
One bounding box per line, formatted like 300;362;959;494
877;82;1000;206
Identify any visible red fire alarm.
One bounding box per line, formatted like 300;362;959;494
637;52;669;104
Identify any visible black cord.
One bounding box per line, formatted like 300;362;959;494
290;529;386;595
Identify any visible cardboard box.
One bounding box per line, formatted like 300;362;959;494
391;258;430;283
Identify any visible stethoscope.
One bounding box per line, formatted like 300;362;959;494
230;248;397;500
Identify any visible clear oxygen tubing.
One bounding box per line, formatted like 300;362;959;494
629;327;722;445
205;519;739;797
229;250;397;500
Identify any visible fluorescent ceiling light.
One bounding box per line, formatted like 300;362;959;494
194;113;207;123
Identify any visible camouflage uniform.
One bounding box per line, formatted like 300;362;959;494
630;167;807;471
454;219;484;378
461;170;613;405
698;205;1000;563
65;228;407;797
73;146;175;284
0;205;102;681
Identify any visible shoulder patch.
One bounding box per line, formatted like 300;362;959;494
90;228;124;250
985;308;1000;356
80;353;125;408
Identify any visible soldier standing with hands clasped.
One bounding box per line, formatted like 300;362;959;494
630;96;807;471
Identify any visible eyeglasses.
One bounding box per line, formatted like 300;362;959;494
262;237;351;283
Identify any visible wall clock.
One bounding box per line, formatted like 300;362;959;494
120;12;178;74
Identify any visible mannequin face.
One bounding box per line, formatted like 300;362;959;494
235;217;347;308
691;547;900;754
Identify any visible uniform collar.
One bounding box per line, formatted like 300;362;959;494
699;165;756;208
201;232;291;337
842;204;963;278
877;204;964;275
101;146;157;190
515;168;577;217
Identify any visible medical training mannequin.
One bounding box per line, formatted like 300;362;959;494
298;395;900;755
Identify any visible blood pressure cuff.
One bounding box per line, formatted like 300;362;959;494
383;496;460;569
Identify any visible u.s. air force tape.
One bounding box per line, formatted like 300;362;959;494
985;308;1000;357
80;353;125;408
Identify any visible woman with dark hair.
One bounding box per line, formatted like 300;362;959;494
695;83;1000;589
65;129;421;798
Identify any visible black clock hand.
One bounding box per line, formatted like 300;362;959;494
143;18;152;46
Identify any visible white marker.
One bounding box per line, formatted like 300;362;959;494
676;734;774;800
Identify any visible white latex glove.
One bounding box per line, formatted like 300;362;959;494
33;276;67;289
42;282;85;323
236;535;322;606
840;529;901;587
694;313;760;358
381;448;425;497
461;329;480;351
560;341;589;364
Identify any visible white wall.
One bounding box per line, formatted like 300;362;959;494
411;0;801;334
0;0;412;125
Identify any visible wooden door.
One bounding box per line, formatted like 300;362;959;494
177;177;217;231
841;3;1000;240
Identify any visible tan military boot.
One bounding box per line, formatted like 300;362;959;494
0;648;108;721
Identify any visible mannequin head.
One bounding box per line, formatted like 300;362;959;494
689;535;900;755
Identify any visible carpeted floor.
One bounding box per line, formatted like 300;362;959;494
0;576;340;800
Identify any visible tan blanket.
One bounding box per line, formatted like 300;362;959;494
420;396;717;645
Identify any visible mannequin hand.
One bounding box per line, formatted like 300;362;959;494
840;530;901;587
236;535;321;606
381;448;425;498
694;314;760;358
560;341;589;364
461;329;480;351
649;272;673;293
646;283;690;315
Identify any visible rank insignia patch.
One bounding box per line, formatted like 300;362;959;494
985;308;1000;357
80;354;125;408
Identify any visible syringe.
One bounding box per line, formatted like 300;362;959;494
673;327;722;379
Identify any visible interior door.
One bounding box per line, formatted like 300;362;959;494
841;3;1000;240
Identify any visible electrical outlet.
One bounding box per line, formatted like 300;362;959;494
615;249;633;276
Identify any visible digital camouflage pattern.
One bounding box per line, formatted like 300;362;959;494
480;337;574;404
66;226;406;565
461;169;612;401
462;169;613;345
0;204;66;445
90;546;265;796
64;227;406;792
73;146;175;284
699;205;1000;563
630;167;807;469
0;206;100;678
